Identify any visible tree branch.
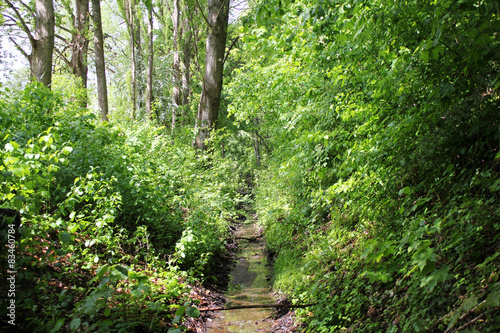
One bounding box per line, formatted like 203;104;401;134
194;0;211;28
4;0;35;47
9;37;29;59
198;303;317;312
56;24;73;36
214;0;228;26
222;35;239;65
18;0;36;19
53;47;72;68
255;130;272;153
55;33;71;45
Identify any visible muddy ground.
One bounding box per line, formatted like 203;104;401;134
184;219;303;333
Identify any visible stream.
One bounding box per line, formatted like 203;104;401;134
205;217;275;332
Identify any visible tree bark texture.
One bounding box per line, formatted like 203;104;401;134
4;0;55;87
15;0;55;87
91;0;109;121
32;0;55;87
171;0;181;134
134;13;144;113
124;0;137;119
70;0;90;107
146;4;154;120
195;0;229;149
181;15;192;111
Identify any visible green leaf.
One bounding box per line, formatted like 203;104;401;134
485;289;500;307
97;265;109;280
5;142;15;152
420;266;449;291
70;318;81;331
61;146;73;155
420;50;429;63
114;265;129;277
50;318;65;333
143;0;152;11
399;187;411;196
168;329;182;333
104;308;111;317
175;305;186;317
186;306;200;318
14;195;26;209
447;309;460;331
412;247;436;272
59;232;72;244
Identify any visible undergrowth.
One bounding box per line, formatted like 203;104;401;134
0;82;243;332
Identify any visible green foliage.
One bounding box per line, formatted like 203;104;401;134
230;0;500;331
0;82;242;331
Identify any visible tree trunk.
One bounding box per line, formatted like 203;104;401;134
181;16;192;114
134;13;144;113
70;0;89;107
195;0;229;150
254;119;260;167
4;0;54;88
171;0;181;134
31;0;55;87
125;0;137;119
146;3;154;120
91;0;109;121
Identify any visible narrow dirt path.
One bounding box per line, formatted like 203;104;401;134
204;215;276;332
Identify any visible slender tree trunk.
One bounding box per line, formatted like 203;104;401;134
31;0;55;87
254;118;260;166
91;0;109;121
146;3;154;120
134;13;144;113
195;0;229;149
181;17;192;114
125;0;137;119
71;0;89;107
171;0;181;134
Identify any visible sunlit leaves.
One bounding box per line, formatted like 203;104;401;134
238;0;500;331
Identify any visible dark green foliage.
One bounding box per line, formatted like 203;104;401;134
229;0;500;331
0;82;241;331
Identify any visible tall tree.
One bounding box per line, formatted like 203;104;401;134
119;0;144;119
70;0;90;107
91;0;109;121
4;0;55;87
181;3;193;112
195;0;230;149
145;0;154;120
170;0;181;133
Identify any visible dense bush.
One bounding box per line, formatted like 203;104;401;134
0;82;241;331
229;0;500;331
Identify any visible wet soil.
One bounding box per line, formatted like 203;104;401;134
204;218;275;332
185;203;303;333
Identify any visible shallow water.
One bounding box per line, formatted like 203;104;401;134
205;219;275;332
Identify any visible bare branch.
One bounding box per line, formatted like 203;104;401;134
255;130;272;153
194;0;211;27
198;303;317;312
54;33;70;45
9;37;29;59
2;13;19;24
18;0;36;19
53;47;72;67
4;0;35;47
56;24;73;36
222;35;239;65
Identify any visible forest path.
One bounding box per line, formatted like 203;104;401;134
204;215;276;332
